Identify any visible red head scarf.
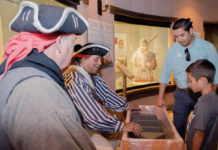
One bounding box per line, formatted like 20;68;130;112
0;32;60;80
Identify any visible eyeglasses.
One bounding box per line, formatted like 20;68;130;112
184;48;191;61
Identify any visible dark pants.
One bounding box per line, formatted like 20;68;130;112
173;89;200;141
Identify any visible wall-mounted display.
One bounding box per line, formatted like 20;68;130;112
114;21;171;90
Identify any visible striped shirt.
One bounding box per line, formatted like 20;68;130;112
64;68;128;134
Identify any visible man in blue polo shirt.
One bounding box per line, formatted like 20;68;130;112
157;18;218;140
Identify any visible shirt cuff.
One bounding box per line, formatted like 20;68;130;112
115;121;124;132
159;79;170;84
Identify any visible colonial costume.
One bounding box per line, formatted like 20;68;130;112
64;43;129;149
0;1;94;150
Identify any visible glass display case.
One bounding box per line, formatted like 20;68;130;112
114;21;172;91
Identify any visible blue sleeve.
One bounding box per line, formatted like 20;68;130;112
95;75;129;112
159;47;173;84
67;75;124;134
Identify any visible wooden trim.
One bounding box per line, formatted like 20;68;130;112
110;5;177;23
203;21;218;52
82;0;89;5
117;85;176;102
203;21;218;25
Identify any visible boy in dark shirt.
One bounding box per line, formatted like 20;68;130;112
186;59;218;150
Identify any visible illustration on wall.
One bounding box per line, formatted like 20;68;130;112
118;37;124;49
114;33;128;89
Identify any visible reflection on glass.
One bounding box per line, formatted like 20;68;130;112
114;21;170;90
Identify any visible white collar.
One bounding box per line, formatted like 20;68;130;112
66;65;94;89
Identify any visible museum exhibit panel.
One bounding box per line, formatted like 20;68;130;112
114;22;169;91
112;8;177;94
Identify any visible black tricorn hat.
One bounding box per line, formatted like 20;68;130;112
9;1;89;35
73;43;110;57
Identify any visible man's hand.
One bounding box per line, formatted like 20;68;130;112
157;83;167;107
128;104;140;111
123;122;143;137
157;97;166;107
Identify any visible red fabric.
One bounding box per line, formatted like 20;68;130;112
75;54;91;57
0;32;60;80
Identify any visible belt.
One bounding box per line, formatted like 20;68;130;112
179;88;190;92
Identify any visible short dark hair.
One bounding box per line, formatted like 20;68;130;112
186;59;216;83
172;18;193;31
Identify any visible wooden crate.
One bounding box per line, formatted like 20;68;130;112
121;105;184;150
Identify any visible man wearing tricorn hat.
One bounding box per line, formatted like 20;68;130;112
0;1;95;150
64;43;143;149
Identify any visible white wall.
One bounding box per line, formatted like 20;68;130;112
112;0;173;17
